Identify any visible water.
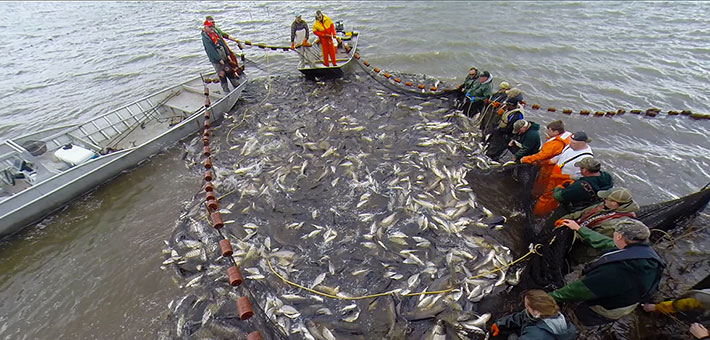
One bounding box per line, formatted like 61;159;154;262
1;1;709;339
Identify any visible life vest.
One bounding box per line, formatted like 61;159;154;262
583;244;665;302
205;29;221;45
576;205;636;229
550;144;593;179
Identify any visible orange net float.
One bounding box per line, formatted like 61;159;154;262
668;110;680;115
605;111;616;116
681;110;692;115
247;331;263;340
594;111;605;116
417;84;425;89
227;266;243;286
353;53;360;59
204;111;210;120
430;86;438;91
484;99;489;104
206;198;218;211
630;109;642;114
645;108;660;117
204;170;213;182
219;239;233;257
393;78;401;83
531;104;540;110
203;157;213;169
373;68;380;73
202;137;210;146
580;110;591;115
383;73;390;78
203;129;210;138
492;102;501;108
404;81;412;86
203;87;209;96
363;61;370;66
203;146;211;157
204;182;214;192
237;296;254;320
205;191;216;203
211;211;224;229
617;109;625;115
562;109;572;114
547;107;557;112
203;120;210;129
212;78;221;84
204;97;211;108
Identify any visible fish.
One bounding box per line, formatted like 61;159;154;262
311;272;326;288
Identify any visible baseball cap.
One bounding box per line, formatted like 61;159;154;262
512;119;529;134
615;218;650;242
571;131;591;142
574;157;601;172
598;187;633;204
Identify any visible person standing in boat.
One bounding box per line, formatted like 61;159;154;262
291;13;313;68
201;19;240;94
463;71;492;117
313;10;337;67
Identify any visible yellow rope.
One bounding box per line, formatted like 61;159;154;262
265;243;543;300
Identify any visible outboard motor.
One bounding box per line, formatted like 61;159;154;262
335;21;344;33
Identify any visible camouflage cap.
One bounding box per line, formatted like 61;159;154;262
512;119;529;134
598;187;633;204
615;218;650;242
574;157;601;172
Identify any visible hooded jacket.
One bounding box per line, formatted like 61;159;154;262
496;310;577;340
465;76;492;102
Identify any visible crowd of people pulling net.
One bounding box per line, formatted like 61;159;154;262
154;11;710;340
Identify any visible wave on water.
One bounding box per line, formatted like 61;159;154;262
124;53;156;64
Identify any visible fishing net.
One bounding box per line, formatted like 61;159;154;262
516;176;710;291
637;185;710;234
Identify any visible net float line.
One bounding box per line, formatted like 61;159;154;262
192;74;265;337
522;103;709;120
354;52;452;95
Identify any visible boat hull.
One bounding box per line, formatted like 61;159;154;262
0;73;246;239
298;32;358;80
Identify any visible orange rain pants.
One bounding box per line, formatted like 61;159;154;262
313;15;337;67
533;169;573;217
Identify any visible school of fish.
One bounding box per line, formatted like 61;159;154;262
157;74;524;339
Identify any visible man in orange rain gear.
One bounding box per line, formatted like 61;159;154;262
313;10;337;67
521;120;572;198
533;131;593;217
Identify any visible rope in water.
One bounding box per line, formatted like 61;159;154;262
264;243;543;300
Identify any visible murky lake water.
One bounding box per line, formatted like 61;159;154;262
0;1;708;339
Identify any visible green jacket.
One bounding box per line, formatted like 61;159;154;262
496;310;577;340
465;77;492;102
512;122;541;160
201;30;230;64
550;228;664;311
562;200;639;238
553;171;614;211
461;74;479;92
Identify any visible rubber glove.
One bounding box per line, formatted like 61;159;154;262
291;42;295;49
